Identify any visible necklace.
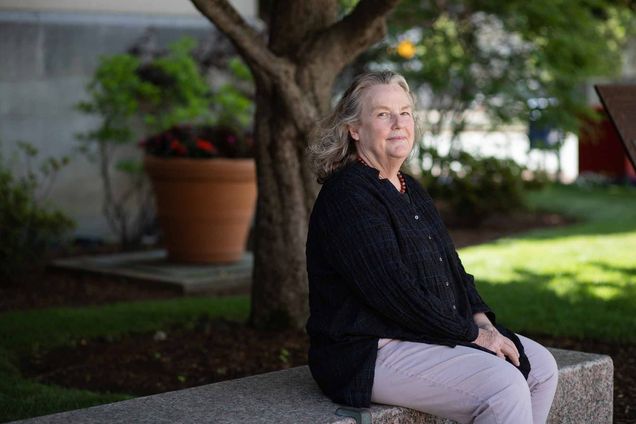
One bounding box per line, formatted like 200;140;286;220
357;157;406;193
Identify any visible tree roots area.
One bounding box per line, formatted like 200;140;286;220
1;211;634;423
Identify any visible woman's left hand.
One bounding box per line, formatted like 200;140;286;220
472;318;520;367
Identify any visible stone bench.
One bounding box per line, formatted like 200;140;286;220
13;348;612;424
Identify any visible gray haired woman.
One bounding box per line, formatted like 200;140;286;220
305;71;558;423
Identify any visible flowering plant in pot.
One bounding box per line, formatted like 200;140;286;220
140;124;254;159
141;124;256;264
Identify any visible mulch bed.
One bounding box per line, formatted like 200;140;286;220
3;210;635;423
22;318;308;396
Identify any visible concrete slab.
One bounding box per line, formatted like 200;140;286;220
12;348;613;424
52;250;252;294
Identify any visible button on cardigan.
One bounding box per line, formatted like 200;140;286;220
306;161;524;407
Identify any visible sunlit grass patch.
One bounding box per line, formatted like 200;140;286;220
459;184;636;343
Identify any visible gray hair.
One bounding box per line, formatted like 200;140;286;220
309;70;418;183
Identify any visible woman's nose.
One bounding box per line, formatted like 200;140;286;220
392;113;405;128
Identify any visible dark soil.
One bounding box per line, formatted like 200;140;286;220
4;210;635;423
22;318;308;396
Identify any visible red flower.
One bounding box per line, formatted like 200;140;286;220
170;140;188;156
196;138;218;154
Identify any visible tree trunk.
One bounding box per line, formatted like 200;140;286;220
190;0;400;330
248;0;339;329
248;77;321;329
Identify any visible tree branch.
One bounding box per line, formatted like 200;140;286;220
190;0;281;80
307;0;401;66
191;0;319;132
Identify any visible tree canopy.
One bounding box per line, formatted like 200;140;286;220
367;0;635;135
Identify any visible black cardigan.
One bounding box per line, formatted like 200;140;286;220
305;161;529;407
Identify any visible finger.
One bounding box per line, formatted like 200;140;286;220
504;338;520;359
501;344;520;366
503;340;519;358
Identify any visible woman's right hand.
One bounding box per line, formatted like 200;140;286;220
473;325;520;366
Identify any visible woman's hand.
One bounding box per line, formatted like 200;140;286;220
473;325;520;366
472;314;520;366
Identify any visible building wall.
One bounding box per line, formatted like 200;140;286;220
0;0;255;17
0;2;255;242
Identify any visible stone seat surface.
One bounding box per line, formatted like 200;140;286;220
13;348;613;424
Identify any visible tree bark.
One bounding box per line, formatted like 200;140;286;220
191;0;401;329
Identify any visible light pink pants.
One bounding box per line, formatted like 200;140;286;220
371;335;558;424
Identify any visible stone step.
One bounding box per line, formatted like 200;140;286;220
12;348;613;424
52;250;252;294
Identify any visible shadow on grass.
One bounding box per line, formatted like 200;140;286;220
589;261;636;278
477;264;636;343
519;184;636;240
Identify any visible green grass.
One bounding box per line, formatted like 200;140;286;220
0;296;249;422
461;184;636;343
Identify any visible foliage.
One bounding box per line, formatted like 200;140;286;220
77;38;214;140
0;143;74;283
378;0;634;135
210;57;255;130
355;1;633;224
420;147;534;225
140;124;253;159
76;36;254;246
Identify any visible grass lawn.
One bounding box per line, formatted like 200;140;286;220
1;183;634;422
461;184;636;343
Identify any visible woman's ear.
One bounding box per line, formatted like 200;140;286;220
348;125;360;141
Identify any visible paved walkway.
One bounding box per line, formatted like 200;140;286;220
52;250;252;294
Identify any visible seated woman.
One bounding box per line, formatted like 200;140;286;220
305;71;558;424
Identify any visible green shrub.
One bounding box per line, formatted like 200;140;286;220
420;148;535;226
76;36;254;246
0;144;74;282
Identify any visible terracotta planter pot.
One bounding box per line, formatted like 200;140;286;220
144;156;257;263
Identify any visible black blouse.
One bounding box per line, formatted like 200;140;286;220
305;161;528;407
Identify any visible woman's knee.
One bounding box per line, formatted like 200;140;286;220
543;350;559;381
526;339;559;387
501;370;532;402
475;369;532;423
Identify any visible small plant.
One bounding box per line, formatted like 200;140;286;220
76;36;254;246
420;147;538;226
0;142;74;283
278;348;290;365
140;124;253;159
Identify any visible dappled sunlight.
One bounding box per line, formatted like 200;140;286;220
460;231;636;286
473;269;636;342
458;185;636;343
512;265;631;302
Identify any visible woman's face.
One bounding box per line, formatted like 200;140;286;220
348;83;415;167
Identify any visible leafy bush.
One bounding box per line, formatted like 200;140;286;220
0;144;74;282
420;148;538;226
76;36;254;246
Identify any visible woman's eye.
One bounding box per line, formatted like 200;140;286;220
378;112;389;118
401;111;412;116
